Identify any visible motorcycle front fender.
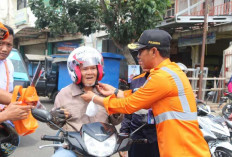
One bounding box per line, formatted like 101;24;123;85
209;141;232;154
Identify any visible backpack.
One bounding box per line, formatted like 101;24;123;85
228;75;232;93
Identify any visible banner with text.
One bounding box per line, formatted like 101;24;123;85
178;32;216;47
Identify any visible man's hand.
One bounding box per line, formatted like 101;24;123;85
1;102;32;121
81;91;105;106
81;91;96;103
50;108;70;127
61;108;70;119
96;83;115;96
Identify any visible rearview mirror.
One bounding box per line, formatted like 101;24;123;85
31;108;52;122
207;91;215;97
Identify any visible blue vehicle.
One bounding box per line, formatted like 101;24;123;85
7;48;30;87
25;54;72;102
25;54;60;102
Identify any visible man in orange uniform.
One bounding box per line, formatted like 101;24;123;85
81;29;211;157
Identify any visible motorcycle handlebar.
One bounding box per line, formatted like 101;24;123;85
132;139;148;144
41;135;64;143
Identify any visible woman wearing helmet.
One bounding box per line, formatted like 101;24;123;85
49;46;123;157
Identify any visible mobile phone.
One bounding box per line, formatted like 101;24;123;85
147;109;155;124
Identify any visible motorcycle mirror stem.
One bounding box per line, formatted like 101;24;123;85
129;123;147;137
48;121;68;136
130;110;154;137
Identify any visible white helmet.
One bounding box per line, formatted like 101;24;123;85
176;62;188;74
67;46;104;84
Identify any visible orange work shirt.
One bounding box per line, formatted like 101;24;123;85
103;59;210;157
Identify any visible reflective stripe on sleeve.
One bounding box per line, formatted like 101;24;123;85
155;111;197;124
161;67;191;112
135;109;148;114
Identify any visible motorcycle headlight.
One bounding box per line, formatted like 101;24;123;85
83;133;116;157
212;131;229;140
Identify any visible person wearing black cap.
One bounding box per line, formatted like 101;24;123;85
81;29;211;157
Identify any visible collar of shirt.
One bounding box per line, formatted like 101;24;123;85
71;83;99;96
150;58;171;73
0;59;6;63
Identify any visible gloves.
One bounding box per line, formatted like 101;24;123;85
50;108;66;127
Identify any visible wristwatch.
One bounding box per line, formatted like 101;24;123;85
114;88;119;96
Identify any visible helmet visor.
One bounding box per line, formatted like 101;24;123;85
73;52;102;67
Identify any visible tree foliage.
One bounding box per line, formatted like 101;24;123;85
29;0;170;64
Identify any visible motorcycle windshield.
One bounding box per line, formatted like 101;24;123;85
81;122;116;141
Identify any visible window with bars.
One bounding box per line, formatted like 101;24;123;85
17;0;27;10
165;3;175;18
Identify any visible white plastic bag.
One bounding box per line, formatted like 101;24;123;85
86;95;98;117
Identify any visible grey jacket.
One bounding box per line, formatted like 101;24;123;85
49;83;123;131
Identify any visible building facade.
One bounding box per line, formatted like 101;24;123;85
159;0;232;80
0;0;93;57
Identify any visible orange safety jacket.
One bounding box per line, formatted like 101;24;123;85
103;59;210;157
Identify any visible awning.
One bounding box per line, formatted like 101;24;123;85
25;54;53;61
52;57;68;63
15;27;47;38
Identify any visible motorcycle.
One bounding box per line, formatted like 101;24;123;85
218;92;232;120
31;109;147;157
32;102;232;157
197;100;232;156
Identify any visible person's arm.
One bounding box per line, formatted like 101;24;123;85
96;83;125;98
0;102;32;123
81;92;104;106
104;76;171;114
82;74;172;115
0;111;8;123
0;89;12;104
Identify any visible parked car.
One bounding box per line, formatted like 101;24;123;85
7;48;30;88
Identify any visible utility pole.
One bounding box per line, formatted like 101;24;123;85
198;0;208;100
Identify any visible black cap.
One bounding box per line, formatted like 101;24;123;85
128;29;172;51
